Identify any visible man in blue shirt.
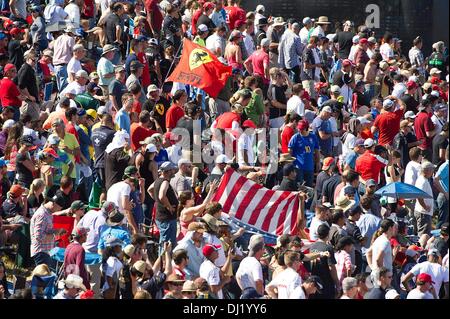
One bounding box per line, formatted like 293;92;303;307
288;119;320;187
115;93;133;134
434;150;449;229
311;106;334;157
98;209;131;254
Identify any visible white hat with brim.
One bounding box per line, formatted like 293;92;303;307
61;274;87;291
272;17;286;27
316;16;331;25
102;44;118;55
335;196;356;212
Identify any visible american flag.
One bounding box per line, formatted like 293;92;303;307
213;168;301;237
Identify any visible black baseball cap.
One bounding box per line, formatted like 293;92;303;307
305;275;323;292
48;194;66;209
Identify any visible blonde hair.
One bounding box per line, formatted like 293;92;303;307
134;290;152;299
29;178;45;196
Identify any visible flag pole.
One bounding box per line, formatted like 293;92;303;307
159;39;184;90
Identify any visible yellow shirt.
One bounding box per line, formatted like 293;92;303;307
58;132;79;178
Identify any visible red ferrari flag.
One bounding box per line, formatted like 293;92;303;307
166;39;232;97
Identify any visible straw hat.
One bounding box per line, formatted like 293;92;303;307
32;264;51;277
316;16;331;25
335;196;356;212
279;153;296;163
182;280;197;292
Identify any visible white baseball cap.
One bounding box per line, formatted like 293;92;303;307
430;68;442;75
256;4;265;13
322;106;333;113
383;99;394;110
352;35;360;44
303;17;313;25
404;111;416;119
364;138;375;148
330;85;341;94
2;119;15;130
145;143;157;153
215;154;232;164
357;117;371;125
198;24;208;33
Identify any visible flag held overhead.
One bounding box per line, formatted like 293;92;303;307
166;39;232;98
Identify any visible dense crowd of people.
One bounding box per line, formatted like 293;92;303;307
0;0;448;300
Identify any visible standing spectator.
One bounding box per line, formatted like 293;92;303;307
434;150;449;229
166;90;187;132
148;162;179;252
366;219;395;274
0;64;25;121
409;36;425;77
266;250;302;299
108;66;127;113
244;38;270;85
278;23;303;83
288;120;320;187
7;27;27;71
307;224;339;299
199;243;232;299
364;267;392;299
30;196;67;267
380;32;395;61
311;106;334;157
371;97;405;146
334;21;355;60
98;45;118;95
301;36;321;100
414;98;438;162
355;138;388;185
64;225;90;290
414;161;435;237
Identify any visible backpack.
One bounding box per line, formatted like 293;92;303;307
329;59;343;84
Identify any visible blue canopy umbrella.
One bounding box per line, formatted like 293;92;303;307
375;182;433;199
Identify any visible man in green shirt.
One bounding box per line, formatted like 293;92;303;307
74;83;100;110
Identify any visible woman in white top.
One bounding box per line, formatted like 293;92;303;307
384;150;404;183
101;237;124;299
341;118;361;158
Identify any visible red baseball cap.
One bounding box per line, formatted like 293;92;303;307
297;120;309;131
164;132;179;145
9;184;25;198
203;2;215;11
3;63;16;74
202;244;221;258
406;80;418;89
301;90;310;101
322;157;335;170
242;120;257;129
9;28;24;36
43;147;59;159
416;273;435;284
359;38;368;45
408;244;423;252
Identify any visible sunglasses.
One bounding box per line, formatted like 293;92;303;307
170;282;184;286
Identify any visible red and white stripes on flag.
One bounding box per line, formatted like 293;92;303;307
213;168;300;236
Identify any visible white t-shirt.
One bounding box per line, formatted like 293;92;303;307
409;261;449;295
290;285;307;299
101;256;123;291
199;259;223;299
392;83;407;99
60;81;85;96
329;117;339;147
106;181;131;214
267;267;302;299
237;133;255;166
404;161;421;186
67;57;82;81
299;27;310;45
380;43;394;61
309;217;328;241
406;288;434;299
206;33;224;57
64;3;81;28
414;175;434;215
236;256;263;290
287;95;305;116
342;133;357;158
348;45;358;62
203;232;226;267
431;115;444;136
371;234;393;272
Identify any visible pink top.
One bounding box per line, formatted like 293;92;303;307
335;250;353;284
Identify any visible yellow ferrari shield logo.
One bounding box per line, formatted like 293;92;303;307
155;103;164;115
189;48;213;70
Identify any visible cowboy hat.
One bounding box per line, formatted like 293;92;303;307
61;274;87;291
201;214;219;233
272;17;286;27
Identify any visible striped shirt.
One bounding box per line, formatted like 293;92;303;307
30;205;55;257
278;29;304;69
409;47;425;75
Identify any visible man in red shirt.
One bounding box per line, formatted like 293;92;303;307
0;63;25;121
224;0;246;30
355;138;389;185
64;224;91;290
166;90;187;131
371;96;405;147
130;110;158;151
244;38;270;84
414;98;438;161
145;0;164;37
